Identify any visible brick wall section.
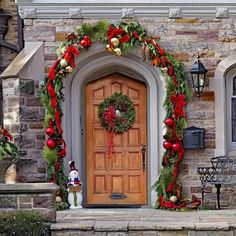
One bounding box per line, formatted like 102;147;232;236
21;17;236;208
2;77;45;182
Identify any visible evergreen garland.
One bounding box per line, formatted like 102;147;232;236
40;19;191;209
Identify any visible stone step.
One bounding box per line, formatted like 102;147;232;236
51;221;236;236
51;209;236;235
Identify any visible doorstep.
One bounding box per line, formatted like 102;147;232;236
51;208;236;235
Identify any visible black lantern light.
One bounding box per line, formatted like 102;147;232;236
190;54;208;96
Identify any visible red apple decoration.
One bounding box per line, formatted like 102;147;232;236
46;138;56;149
164;118;175;128
163;141;172;150
46;127;55;137
172;143;181;152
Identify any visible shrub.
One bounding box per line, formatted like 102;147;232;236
0;211;50;236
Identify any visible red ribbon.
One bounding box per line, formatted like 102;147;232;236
133;31;140;40
48;60;59;81
159;195;185;209
55;159;60;172
108;26;125;39
107;25;125;47
166;142;184;192
119;34;131;43
145;39;165;56
50;97;57;109
157;45;165;56
55;110;63;135
47;81;56;98
67;33;77;40
58;139;67;158
168;65;174;76
2;128;13;141
170;94;187;119
63;46;79;68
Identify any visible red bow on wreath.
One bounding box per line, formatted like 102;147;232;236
103;105;116;131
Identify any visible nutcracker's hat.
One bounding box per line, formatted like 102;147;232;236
69;161;78;172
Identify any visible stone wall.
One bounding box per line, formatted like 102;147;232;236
0;0;19;72
0;0;20;126
0;183;59;222
19;16;236;208
2;77;45;182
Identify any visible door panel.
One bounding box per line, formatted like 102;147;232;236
86;73;147;205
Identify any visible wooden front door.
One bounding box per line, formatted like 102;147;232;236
86;73;147;205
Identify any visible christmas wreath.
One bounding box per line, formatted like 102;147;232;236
98;93;135;133
98;93;135;155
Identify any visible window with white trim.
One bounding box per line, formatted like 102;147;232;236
227;73;236;149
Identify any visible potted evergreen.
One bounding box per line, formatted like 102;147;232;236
0;127;19;183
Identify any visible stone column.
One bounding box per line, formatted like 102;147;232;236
2;77;46;182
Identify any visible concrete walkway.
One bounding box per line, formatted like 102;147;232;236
51;208;236;235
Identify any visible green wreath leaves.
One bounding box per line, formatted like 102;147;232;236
98;93;136;133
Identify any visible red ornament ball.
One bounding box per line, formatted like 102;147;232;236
80;39;88;47
164;118;175;128
163;141;172;150
46;138;56;149
46;127;55;137
172;143;181;152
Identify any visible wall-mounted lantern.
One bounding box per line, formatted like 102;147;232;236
0;8;18;52
190;54;208;97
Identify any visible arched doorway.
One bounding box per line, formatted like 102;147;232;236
63;44;166;206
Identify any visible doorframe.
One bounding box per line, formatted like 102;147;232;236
63;43;166;206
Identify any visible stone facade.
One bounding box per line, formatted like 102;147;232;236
21;16;236;207
2;77;45;182
2;1;236;208
0;0;19;72
0;0;20;126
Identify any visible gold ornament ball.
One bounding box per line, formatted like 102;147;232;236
161;67;168;74
56;196;62;203
60;58;68;67
66;66;73;73
106;44;112;52
170;195;178;203
110;37;120;47
113;47;122;56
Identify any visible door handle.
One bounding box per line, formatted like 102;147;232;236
141;144;146;171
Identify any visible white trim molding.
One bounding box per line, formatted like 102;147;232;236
62;42;166;206
216;7;229;19
16;0;236;19
210;53;236;156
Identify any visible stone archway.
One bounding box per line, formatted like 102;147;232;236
210;53;236;156
62;43;166;205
